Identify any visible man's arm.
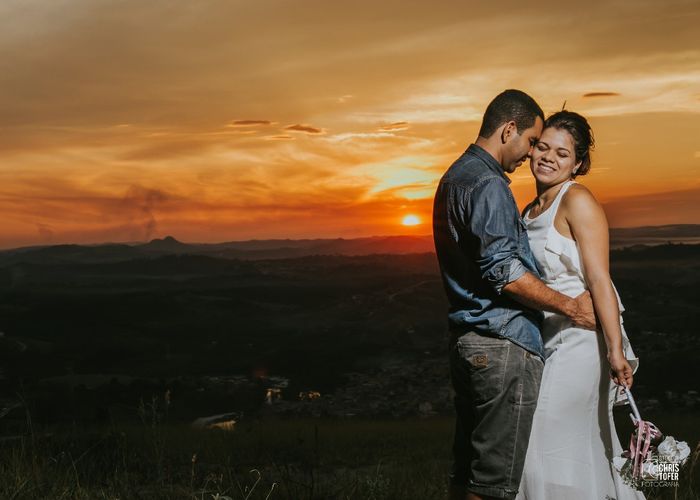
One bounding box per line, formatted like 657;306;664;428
465;179;595;329
503;272;596;329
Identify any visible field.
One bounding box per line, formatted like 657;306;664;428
0;241;699;498
2;415;699;499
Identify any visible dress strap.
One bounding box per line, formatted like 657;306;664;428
549;180;576;220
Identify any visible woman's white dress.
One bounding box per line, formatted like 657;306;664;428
515;181;645;500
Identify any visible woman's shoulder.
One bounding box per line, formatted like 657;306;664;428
560;182;607;228
561;182;601;210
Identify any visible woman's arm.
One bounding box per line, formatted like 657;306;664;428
561;185;633;387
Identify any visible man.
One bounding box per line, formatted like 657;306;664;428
432;89;596;500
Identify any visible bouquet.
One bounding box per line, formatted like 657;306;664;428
612;384;690;488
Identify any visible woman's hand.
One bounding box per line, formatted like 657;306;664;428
608;350;633;388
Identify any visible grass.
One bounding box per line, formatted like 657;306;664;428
0;414;452;499
1;410;699;500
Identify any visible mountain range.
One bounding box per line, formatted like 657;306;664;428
1;224;699;265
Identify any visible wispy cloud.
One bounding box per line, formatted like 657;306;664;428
228;120;274;127
284;124;326;134
379;121;410;131
264;134;295;141
326;132;398;142
583;92;621;98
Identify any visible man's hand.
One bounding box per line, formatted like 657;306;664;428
567;290;596;330
608;350;633;388
503;273;599;326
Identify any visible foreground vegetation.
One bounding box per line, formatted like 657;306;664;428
1;413;698;500
1;245;698;497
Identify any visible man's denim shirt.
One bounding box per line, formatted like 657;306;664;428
433;144;545;359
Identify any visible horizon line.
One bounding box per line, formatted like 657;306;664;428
1;223;699;252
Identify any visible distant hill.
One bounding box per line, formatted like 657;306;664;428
609;224;700;248
1;224;698;265
141;235;193;253
0;235;436;265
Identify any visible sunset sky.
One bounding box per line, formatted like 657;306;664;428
1;0;699;248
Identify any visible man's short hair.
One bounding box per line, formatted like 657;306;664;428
478;89;544;138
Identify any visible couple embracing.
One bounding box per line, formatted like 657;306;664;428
433;90;645;500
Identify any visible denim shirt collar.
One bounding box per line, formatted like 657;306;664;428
466;144;511;185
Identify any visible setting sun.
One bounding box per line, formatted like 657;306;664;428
402;215;421;226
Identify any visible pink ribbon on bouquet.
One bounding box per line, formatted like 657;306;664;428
622;383;662;478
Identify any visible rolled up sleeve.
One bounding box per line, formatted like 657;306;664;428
467;178;527;294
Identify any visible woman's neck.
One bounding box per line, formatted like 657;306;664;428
535;179;571;208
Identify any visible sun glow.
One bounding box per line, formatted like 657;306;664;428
402;214;421;226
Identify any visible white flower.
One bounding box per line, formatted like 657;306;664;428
640;460;659;479
612;456;628;473
657;436;691;464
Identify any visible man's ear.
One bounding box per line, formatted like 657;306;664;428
500;120;517;144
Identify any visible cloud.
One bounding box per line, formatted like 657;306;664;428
284;124;326;134
228;120;273;127
0;0;697;143
0;137;444;247
379;121;409;131
583;92;621;98
264;135;294;141
122;138;218;160
326;132;398;142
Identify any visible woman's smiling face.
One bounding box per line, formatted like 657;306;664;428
529;127;582;186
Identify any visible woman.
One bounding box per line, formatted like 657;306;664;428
515;111;644;499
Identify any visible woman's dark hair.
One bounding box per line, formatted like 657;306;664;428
479;89;544;138
544;110;594;177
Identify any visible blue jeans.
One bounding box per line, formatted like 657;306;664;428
449;331;544;499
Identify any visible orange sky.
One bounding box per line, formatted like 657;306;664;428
1;0;699;249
